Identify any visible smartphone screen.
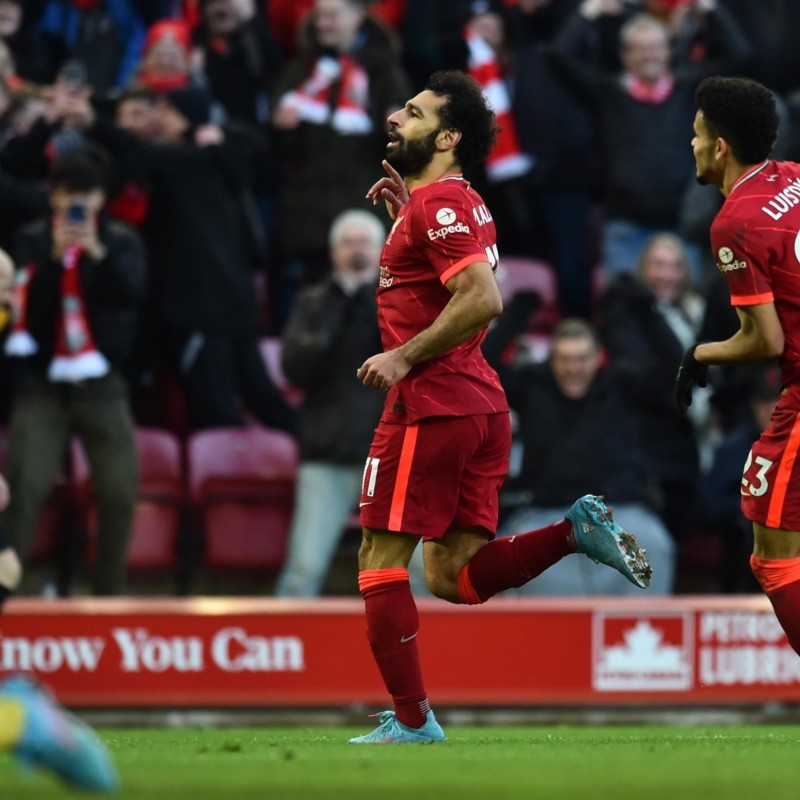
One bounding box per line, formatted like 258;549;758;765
66;203;87;223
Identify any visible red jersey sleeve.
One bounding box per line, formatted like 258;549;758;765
411;185;490;285
711;212;775;306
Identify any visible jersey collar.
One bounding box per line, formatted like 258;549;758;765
730;160;770;195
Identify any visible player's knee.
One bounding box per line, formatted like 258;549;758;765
425;568;458;602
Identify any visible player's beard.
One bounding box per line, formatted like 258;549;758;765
386;128;439;178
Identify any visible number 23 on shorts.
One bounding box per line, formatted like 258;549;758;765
742;448;774;497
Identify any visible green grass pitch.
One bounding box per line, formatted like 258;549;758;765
2;724;799;799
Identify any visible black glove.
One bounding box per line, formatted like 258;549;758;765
674;345;708;413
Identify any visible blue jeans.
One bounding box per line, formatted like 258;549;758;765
275;461;428;597
498;502;675;596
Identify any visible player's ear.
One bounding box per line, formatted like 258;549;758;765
436;128;461;152
715;136;730;162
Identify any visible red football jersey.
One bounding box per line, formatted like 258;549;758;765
710;159;800;386
377;174;509;423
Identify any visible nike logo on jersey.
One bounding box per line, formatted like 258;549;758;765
400;632;418;643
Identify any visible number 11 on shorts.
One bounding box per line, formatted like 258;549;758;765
362;457;380;497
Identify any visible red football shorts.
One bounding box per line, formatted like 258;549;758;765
741;384;800;530
359;413;511;540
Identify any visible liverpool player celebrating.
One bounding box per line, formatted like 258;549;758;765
676;76;800;658
350;71;651;744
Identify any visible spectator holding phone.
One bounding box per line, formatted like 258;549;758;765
3;148;146;595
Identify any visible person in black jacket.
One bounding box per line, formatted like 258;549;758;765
3;150;145;595
549;0;750;278
486;312;675;595
601;233;710;545
275;209;386;597
66;85;295;433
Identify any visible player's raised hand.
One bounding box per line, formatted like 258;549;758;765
366;160;409;220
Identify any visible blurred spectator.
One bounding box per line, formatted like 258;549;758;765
550;2;750;278
601;232;708;543
268;0;407;58
4;150;145;595
34;0;147;93
270;0;410;327
504;0;594;319
71;85;295;432
275;209;384;597
0;0;51;84
575;0;753;73
699;363;782;593
192;0;283;126
487;316;675;596
710;1;800;97
0;255;21;604
0;89;49;253
0;469;22;611
136;18;195;93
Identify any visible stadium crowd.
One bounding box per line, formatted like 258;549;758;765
0;0;793;598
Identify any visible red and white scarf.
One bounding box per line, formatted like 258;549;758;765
6;246;110;382
4;265;38;356
465;30;532;183
278;54;373;135
48;245;110;382
621;73;675;104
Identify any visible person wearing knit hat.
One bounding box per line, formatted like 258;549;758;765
137;19;193;93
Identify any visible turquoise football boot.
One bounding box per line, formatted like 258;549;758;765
566;494;652;589
348;710;445;744
1;675;119;792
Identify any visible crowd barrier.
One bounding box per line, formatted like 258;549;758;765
2;596;799;707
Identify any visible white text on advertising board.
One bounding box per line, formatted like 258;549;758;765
0;627;305;674
699;612;800;685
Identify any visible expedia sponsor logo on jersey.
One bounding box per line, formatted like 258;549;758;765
427;221;470;240
761;176;800;220
379;265;393;287
716;246;748;272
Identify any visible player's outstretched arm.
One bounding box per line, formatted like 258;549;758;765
696;304;784;364
675;303;784;413
366;160;409;221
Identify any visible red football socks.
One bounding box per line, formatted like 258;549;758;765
458;520;575;604
358;568;430;729
751;556;800;655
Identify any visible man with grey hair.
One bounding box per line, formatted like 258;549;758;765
488;317;676;596
551;0;750;276
275;209;387;596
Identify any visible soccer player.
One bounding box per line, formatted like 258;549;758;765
350;70;651;744
676;76;800;657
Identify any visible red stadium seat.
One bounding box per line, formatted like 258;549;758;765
495;256;558;308
72;427;184;570
258;337;304;408
0;428;67;561
186;426;299;572
495;256;561;335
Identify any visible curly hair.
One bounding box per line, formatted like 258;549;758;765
695;77;779;165
426;70;498;169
